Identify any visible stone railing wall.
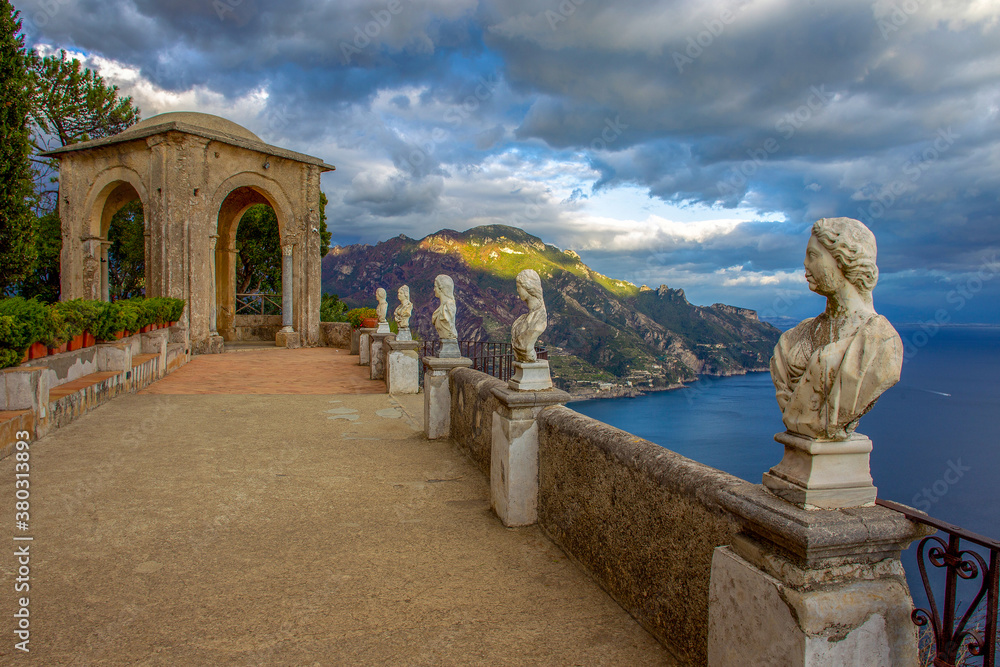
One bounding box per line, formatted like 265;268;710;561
447;366;744;663
537;406;748;664
449;367;507;475
444;366;926;667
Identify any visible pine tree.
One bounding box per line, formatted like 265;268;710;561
0;1;37;294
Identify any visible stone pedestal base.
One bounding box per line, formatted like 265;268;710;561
508;360;552;391
438;338;461;358
358;328;376;365
395;327;412;341
422;356;473;439
141;330;169;378
194;334;226;354
376;321;391;334
350;327;360;355
709;484;932;667
490;385;569;527
763;431;876;509
386;339;420;394
370;332;392;380
708;545;918;667
275;330;300;349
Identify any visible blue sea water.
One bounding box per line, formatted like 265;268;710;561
572;325;1000;612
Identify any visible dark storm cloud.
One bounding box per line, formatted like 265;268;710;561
17;0;1000;322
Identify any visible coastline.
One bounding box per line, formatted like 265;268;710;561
563;366;770;402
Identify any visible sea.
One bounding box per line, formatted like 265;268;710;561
572;325;1000;614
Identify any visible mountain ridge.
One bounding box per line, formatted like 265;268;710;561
322;225;781;391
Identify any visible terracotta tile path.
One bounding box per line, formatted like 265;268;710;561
139;346;385;395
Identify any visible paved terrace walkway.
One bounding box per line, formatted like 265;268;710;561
1;347;675;665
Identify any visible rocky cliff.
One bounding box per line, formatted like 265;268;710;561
322;225;781;389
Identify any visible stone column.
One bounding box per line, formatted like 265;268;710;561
82;237;103;300
208;234;219;335
707;485;931;666
358;327;376;365
386;338;420;394
100;240;112;302
369;331;392;380
490;385;569;527
422;356;473;439
275;243;300;348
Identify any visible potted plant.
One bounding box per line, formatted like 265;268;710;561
346;307;379;329
0;298;52;363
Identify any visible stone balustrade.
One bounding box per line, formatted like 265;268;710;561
442;365;928;667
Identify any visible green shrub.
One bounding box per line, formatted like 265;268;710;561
56;299;100;338
320;293;348;322
0;298;52;352
91;301;123;341
345;307;377;328
165;298;185;322
0;315;23;369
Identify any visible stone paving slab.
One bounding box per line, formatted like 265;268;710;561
140;347;385;395
0;390;676;665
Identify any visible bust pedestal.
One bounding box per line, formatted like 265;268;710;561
358;327;376;365
490;385;569;527
708;484;930;666
386;338;419;394
763;431;876;510
423;355;473;439
438;338;461;358
369;332;392;380
508;360;552;391
376;321;391;334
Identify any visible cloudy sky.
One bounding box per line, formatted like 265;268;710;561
18;0;1000;324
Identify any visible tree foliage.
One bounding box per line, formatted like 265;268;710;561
236;204;282;294
29;49;141;212
108;200;145;300
15;49;142;301
235;190;331;294
0;2;37;294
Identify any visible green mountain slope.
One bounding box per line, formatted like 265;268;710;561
322;225;781;391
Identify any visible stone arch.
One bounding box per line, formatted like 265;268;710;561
210;172;297;340
42;111;333;352
79;166;150;301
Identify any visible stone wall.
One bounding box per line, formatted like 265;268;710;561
449;367;507;476
320;322;352;348
233;314;282;341
537;406;750;665
447;367;752;665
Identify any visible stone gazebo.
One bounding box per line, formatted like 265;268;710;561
43;112;335;353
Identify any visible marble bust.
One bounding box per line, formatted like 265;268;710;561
511;269;547;363
431;274;458;340
375;287;388;323
770;217;903;441
394;285;412;329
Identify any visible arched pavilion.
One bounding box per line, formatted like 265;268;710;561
42;112;335;352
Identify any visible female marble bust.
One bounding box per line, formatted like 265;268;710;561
770;217;903;441
375;287;388;323
431;274;458;340
394;285;412;329
511;269;547;363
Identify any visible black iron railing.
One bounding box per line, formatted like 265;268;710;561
877;498;999;667
236;293;282;316
418;340;548;383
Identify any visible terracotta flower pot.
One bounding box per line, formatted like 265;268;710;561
68;333;85;351
48;342;68;355
362;317;379;328
114;331;125;340
83;332;96;347
141;324;152;333
28;342;48;360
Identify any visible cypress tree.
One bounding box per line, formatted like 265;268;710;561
0;1;36;294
